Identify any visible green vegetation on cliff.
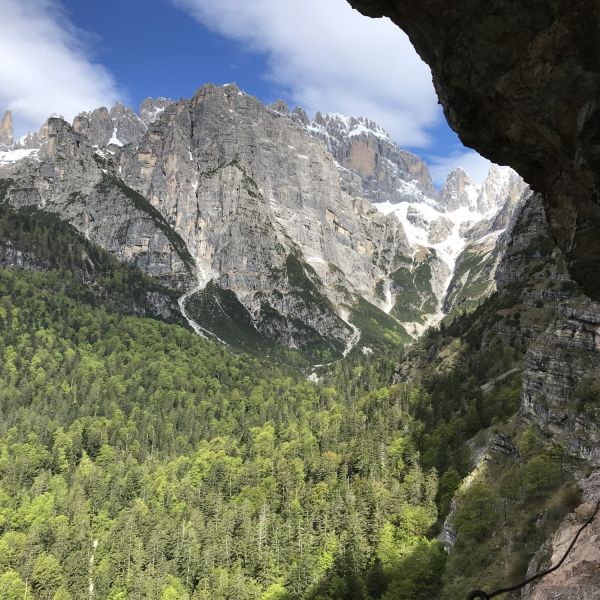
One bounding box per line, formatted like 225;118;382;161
0;198;586;600
0;267;445;599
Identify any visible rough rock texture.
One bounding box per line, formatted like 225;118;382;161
0;111;13;148
15;120;50;151
491;193;600;462
438;497;458;552
0;119;193;287
427;216;454;244
437;168;478;211
476;165;527;214
465;176;531;243
119;84;415;350
522;297;600;464
494;194;569;292
140;97;173;126
347;0;600;300
73;103;147;148
305;110;435;203
523;470;600;599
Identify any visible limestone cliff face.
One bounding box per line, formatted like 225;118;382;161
0;111;13;148
476;164;526;214
118;84;414;350
139;97;173;127
437;168;478;211
304;110;435;203
71;98;173;149
523;301;600;463
347;0;600;300
494;192;600;461
523;471;600;599
0;119;193;287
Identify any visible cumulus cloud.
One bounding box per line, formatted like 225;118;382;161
171;0;441;147
0;0;121;136
427;151;493;188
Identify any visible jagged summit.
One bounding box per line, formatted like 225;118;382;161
0;110;13;148
0;81;527;350
311;112;392;141
437;167;479;211
300;109;436;208
140;97;172;126
71;97;173;148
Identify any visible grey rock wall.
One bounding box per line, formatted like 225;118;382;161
0;111;13;148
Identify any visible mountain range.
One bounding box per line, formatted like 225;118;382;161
3;81;600;598
0;83;527;361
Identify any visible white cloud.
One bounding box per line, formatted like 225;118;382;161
427;151;492;188
171;0;441;147
0;0;121;136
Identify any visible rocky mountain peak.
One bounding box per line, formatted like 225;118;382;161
268;99;290;114
436;165;527;217
73;103;145;148
70;98;173;150
305;110;435;203
291;107;309;126
140;97;173;126
311;112;391;142
476;164;526;213
0;110;14;148
14;119;50;151
437;167;479;211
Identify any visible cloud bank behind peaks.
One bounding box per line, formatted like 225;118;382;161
0;0;120;136
172;0;440;148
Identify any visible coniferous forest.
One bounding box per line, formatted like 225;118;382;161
0;205;585;599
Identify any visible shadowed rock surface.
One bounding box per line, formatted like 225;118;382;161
345;2;600;595
347;0;600;300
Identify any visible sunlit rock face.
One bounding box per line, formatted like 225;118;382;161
0;111;13;148
347;0;600;300
0;79;530;354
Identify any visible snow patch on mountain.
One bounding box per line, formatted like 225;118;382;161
308;113;391;142
0;148;39;164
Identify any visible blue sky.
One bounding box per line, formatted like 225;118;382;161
0;0;491;185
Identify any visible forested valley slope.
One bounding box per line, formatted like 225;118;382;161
0;87;599;599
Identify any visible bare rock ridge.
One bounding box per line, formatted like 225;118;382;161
72;98;172;148
347;0;600;301
4;117;193;285
305;110;435;203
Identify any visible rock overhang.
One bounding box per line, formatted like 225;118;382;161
347;0;600;299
